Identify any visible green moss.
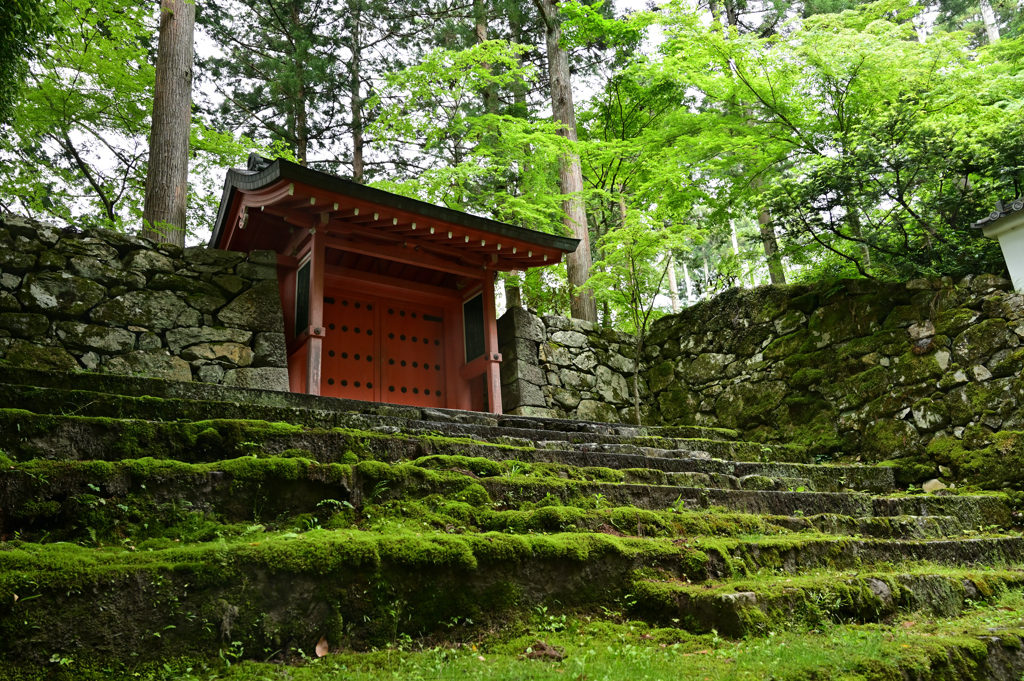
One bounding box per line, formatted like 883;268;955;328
926;430;1024;490
790;367;826;389
763;330;809;360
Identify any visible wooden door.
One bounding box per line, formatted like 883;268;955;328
380;299;447;407
320;292;380;401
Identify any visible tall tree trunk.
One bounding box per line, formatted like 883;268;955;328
666;255;680;313
535;0;597;323
505;37;525;311
759;211;786;284
295;87;308;166
729;218;741;288
709;0;722;30
748;154;786;283
980;0;1000;43
292;6;308;166
847;201;872;274
141;0;194;248
350;4;364;183
724;0;738;27
474;0;497;114
683;261;693;303
510;15;529;119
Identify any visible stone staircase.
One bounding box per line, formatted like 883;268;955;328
1;367;1024;679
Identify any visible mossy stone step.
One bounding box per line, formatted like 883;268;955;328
633;568;1024;638
0;369;809;464
804;513;968;539
3;531;1022;667
505;447;894;492
6;604;1024;680
0;410;883;496
718;535;1024;578
0;385;799;461
0;457;1011;540
0;367;738;440
546;439;812;464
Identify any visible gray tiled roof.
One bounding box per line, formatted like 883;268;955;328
972;199;1024;230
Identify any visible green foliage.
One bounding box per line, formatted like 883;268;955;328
0;0;283;235
369;40;568;229
647;0;1014;283
0;0;47;125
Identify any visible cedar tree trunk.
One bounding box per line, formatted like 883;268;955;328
536;0;597;323
141;0;195;248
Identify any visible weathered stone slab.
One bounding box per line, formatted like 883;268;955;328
0;313;50;339
222;366;289;391
18;272;106;318
91;290;200;330
165;327;253;354
103;350;193;382
501;378;546;409
497;307;545;343
56;322;136;354
4;340;78;371
252;332;287;368
216;280;284;332
181;342;254;366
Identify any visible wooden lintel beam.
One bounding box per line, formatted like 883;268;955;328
382;221;418;233
363;217;400;228
324;221;487;268
323;235;487;280
343;211;382;224
323;264;464;303
283;213;317;229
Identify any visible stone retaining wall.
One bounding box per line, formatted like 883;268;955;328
497;307;641;422
641;275;1024;460
0;214;288;389
500;274;1024;463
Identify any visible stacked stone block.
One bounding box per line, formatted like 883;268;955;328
0;214;288;389
641;274;1024;462
499;274;1024;473
498;306;640;422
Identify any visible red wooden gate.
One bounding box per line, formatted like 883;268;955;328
320;293;379;402
319;291;446;407
381;300;446;407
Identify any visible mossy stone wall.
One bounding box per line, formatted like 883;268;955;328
0;214;288;388
498;307;640;423
500;275;1024;467
643;275;1024;462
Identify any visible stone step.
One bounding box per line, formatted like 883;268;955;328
0;383;817;464
804;513;968;539
716;535;1024;578
0;366;700;438
0;410;892;495
525;447;893;493
634;568;1024;638
0;369;816;464
0;456;1009;539
3;529;1021;666
541;439;811;465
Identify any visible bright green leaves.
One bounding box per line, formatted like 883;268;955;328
369;40;568;230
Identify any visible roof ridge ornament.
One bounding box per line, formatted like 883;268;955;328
247;153;273;172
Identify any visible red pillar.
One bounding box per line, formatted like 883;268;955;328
482;271;503;414
305;232;326;395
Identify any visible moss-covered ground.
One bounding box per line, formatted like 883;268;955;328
2;371;1024;678
4;588;1024;680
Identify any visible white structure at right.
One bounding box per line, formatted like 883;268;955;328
974;199;1024;292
